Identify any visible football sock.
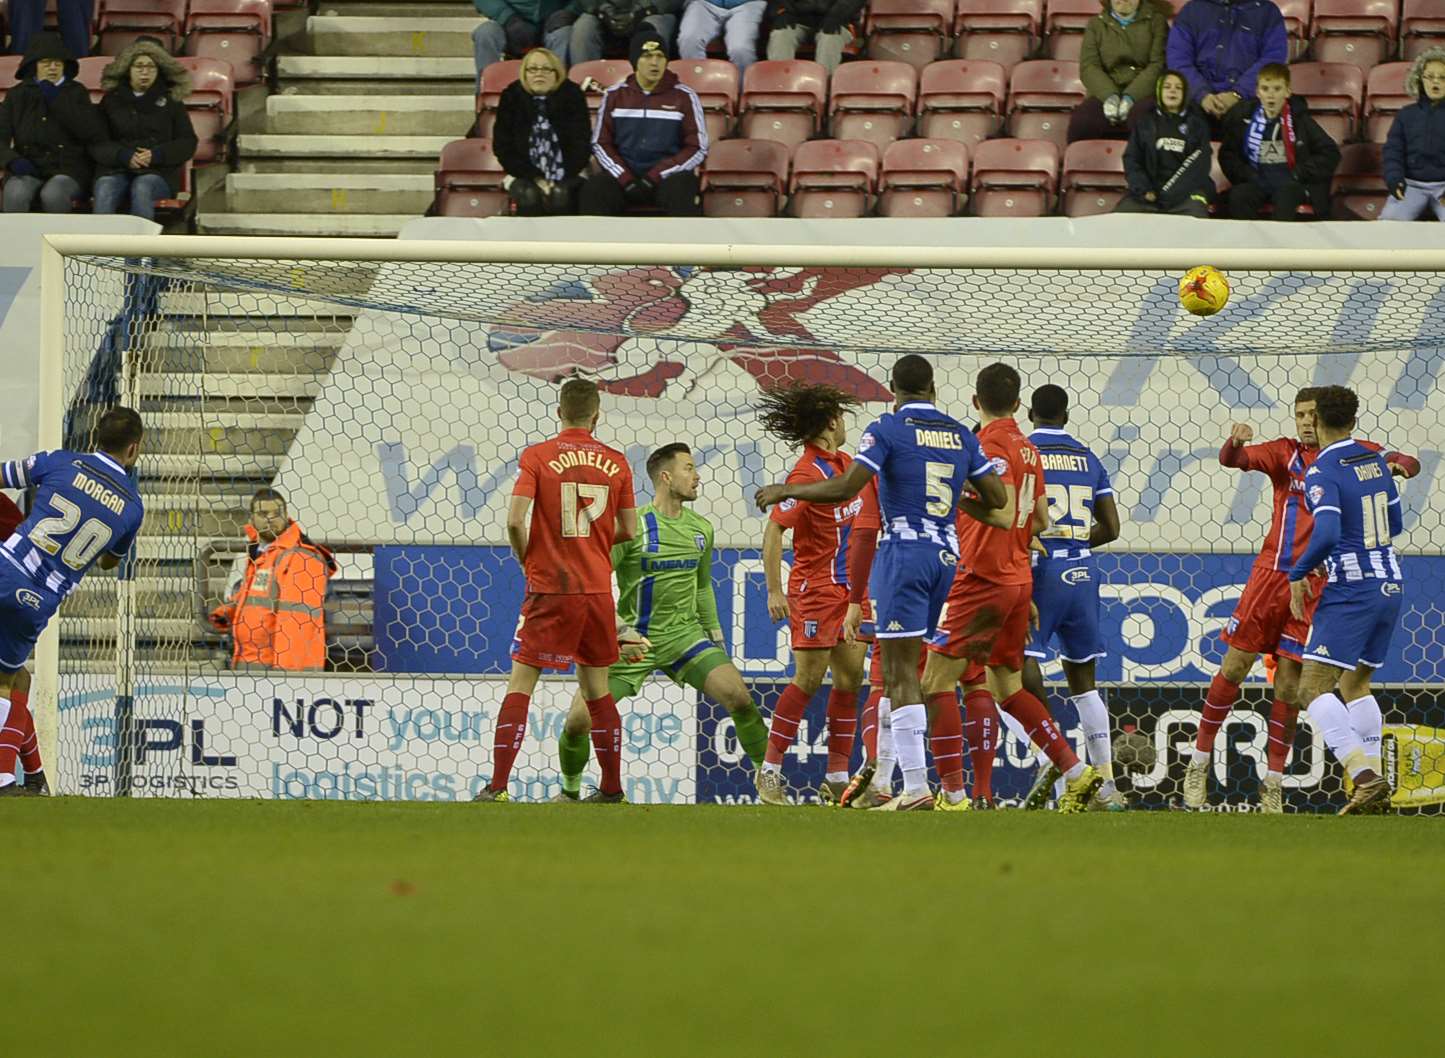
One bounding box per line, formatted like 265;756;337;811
860;688;882;760
765;684;812;767
728;701;769;769
1071;690;1113;782
1307;692;1370;779
10;687;39;775
926;691;965;794
1001;689;1080;775
891;702;929;796
557;728;591;794
488;692;530;792
585;694;623;795
875;697;897;790
1266;698;1299;774
963;689;999;799
0;696;16;787
825;688;859;776
1345;694;1384;774
1194;674;1240;760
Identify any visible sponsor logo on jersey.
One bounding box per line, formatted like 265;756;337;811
14;587;41;611
1062;566;1091;586
990;456;1009;476
1226;615;1239;635
1306;465;1321;477
778;498;797;511
1308;484;1324;506
939;550;957;566
804;620;818;639
1382;582;1402;596
886;621;903;631
1315;644;1330;656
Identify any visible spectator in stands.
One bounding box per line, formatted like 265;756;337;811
92;40;197;221
7;0;91;59
1380;48;1445;222
472;0;572;82
493;47;591;213
1069;0;1170;143
0;34;104;214
1166;0;1287;125
1116;70;1213;216
1220;62;1338;220
549;0;681;65
765;0;861;74
677;0;767;74
580;30;705;215
208;489;336;672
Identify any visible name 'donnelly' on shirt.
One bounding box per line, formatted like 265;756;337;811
546;449;625;477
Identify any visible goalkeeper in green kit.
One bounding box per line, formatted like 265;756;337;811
554;442;771;801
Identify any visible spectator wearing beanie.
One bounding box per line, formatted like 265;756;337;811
678;0;768;74
0;33;105;213
765;0;862;74
1166;0;1288;124
1380;48;1445;222
493;47;591;214
1069;0;1170;143
92;39;198;220
1115;70;1213;216
580;31;707;215
1219;62;1339;220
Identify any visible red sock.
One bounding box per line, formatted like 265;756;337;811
1267;698;1299;773
927;691;965;793
1196;674;1240;754
825;688;858;774
488;692;530;793
1001;689;1079;772
765;684;812;766
860;689;882;760
0;695;21;782
585;694;623;795
11;688;40;775
963;688;998;799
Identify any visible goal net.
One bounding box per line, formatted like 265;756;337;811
39;237;1445;812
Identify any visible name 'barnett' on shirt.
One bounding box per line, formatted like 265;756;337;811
1040;453;1091;475
546;449;624;477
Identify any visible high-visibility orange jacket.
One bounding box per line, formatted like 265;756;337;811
209;520;336;670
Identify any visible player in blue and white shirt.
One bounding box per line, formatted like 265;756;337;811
1017;385;1125;811
756;355;1005;810
0;408;144;796
1287;386;1400;815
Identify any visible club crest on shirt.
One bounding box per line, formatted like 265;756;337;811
695;533;706;550
989;456;1008;476
858;432;875;452
1308;484;1324;506
778;499;797;511
14;588;41;611
804;620;818;639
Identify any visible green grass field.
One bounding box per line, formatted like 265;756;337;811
16;800;1444;1057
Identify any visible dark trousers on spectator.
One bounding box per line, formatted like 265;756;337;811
579;170;702;216
1115;194;1210;218
1067;96;1142;143
1228;179;1331;220
509;176;579;216
8;0;92;56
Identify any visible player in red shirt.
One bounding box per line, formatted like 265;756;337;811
475;379;639;803
923;363;1102;813
1184;386;1419;811
756;384;870;805
0;492;34;792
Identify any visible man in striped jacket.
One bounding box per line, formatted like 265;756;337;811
579;30;707;216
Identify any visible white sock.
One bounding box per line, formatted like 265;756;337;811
1265;770;1283;782
1307;692;1370;779
826;770;848;784
1071;690;1114;781
944;788;966;804
761;762;782;775
875;698;896;788
1063;761;1086;783
0;696;12;788
1190;748;1210;766
1345;694;1383;774
891;702;929;796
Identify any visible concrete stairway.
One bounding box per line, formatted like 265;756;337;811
198;0;481;236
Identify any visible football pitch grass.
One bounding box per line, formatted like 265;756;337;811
17;800;1444;1057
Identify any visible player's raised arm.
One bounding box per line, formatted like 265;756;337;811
754;459;872;511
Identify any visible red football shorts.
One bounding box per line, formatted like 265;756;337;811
1221;568;1324;661
789;584;849;649
929;573;1032;677
511;592;618;670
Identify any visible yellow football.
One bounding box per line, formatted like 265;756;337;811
1179;265;1230;316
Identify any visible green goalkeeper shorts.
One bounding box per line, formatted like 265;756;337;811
608;627;731;701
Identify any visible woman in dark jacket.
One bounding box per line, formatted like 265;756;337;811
1068;0;1171;143
492;48;591;215
93;39;198;220
1116;70;1214;217
0;34;106;213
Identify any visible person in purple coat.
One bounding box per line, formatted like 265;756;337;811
1165;0;1287;124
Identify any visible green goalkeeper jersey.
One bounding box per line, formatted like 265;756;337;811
613;503;721;640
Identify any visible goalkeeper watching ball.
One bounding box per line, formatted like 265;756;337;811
1179;266;1230;316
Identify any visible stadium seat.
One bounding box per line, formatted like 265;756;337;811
701;139;790;217
1289;61;1364;144
1308;0;1397;67
739;60;828;150
184;0;273;87
969;136;1057;216
474;60;521;140
1332;141;1386;218
879;138;969;216
916;59;1007;147
1042;0;1100;61
1275;0;1313;59
670;58;740;143
76;56;108;101
828;61;918;151
953;0;1042;70
153;160;195;221
1060;137;1127;216
865;0;955;71
434;138;509;218
789;139;880;217
1006;59;1084;150
178;57;236;165
98;0;188;55
0;56;20;106
1402;0;1445;59
1364;61;1413;143
569;59;633;119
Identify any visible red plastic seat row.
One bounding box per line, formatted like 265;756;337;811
97;0;271;84
434;137;509;218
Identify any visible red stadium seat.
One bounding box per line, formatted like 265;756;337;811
1402;0;1445;59
185;0;273;87
474;60;521;140
98;0;188;55
1332;141;1386;218
702;139;790;217
178;57;236;164
1043;0;1100;61
1060;137;1127;216
1364;62;1413;143
1006;59;1084;149
153;160;195;220
434;138;509;218
670;58;740;142
828;60;918;151
879;138;969;216
1275;0;1313;59
865;0;955;71
76;56;108;101
953;0;1042;70
739;60;828;150
789;139;880;217
916;59;1006;146
970;136;1057;215
1289;61;1364;144
569;59;634;119
1309;0;1397;67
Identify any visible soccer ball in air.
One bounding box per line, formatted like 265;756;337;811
1179;266;1230;316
